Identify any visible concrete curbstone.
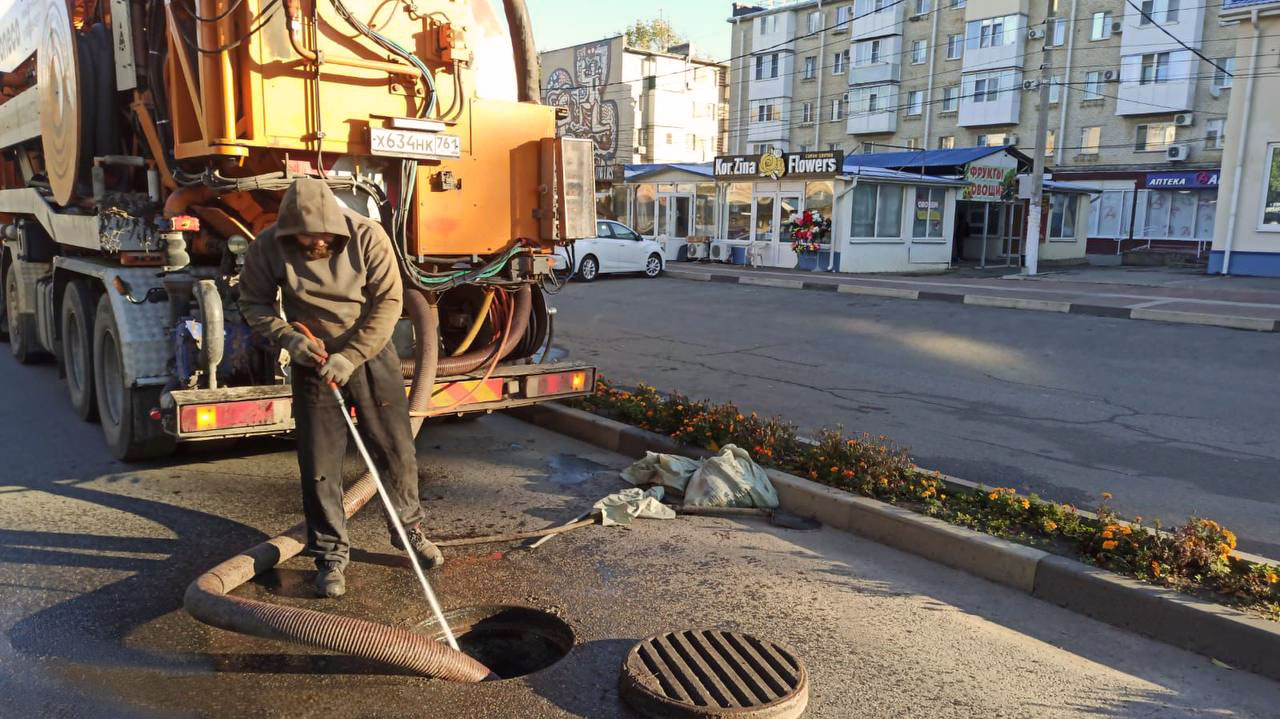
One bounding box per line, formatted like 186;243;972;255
963;295;1071;313
505;404;623;453
739;276;806;289
1130;307;1277;332
665;269;713;282
1033;554;1280;683
1068;303;1132;318
917;290;965;303
835;284;920;300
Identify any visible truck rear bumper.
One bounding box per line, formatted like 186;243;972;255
165;361;595;441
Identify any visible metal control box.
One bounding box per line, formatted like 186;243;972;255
539;137;596;241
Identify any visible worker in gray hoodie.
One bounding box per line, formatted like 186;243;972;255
239;178;443;598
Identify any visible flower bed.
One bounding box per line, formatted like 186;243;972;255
571;377;1280;618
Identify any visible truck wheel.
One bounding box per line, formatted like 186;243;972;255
5;264;43;364
62;280;98;421
0;263;8;342
92;295;175;461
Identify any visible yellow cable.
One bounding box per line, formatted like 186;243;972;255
449;289;494;357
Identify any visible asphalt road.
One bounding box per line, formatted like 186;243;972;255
2;351;1278;716
551;274;1280;556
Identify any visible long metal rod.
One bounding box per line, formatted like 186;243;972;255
332;388;458;651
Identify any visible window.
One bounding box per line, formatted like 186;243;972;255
1206;118;1225;150
1135;123;1175;152
665;132;673;145
756;103;776;122
1167;0;1180;22
799;144;811;153
972;75;999;102
1048;76;1062;104
804;56;817;79
754;56;764;80
911;40;927;64
1213;57;1235;89
914;0;931;14
1262;144;1280;227
904;138;921;149
913;187;946;239
975;133;1006;147
687;134;697;151
770;53;780;79
850;183;904;238
1140;0;1180;24
833;49;848;74
832;96;846;120
941;85;959;111
1045;129;1056;157
827;143;841;152
946;33;963;59
938;135;955;149
808;10;821;33
1080;126;1101;154
1088;190;1133;238
966;15;1015;50
1140;52;1170;85
949;0;965;7
907;90;923;115
1047;18;1066;47
1083;71;1103;100
854;40;880;65
836;5;851;26
802;101;815;124
1136;189;1208;239
1091;11;1112;40
1048;194;1078;240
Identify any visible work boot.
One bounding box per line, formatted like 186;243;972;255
390;523;446;569
314;561;346;598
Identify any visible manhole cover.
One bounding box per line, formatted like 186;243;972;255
620;630;808;718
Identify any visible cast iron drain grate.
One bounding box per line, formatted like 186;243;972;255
620;629;808;718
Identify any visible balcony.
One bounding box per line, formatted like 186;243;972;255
851;1;906;41
847;111;897;135
848;61;901;86
957;70;1022;127
961;15;1026;73
1114;51;1195;115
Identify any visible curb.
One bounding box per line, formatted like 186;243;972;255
507;402;1280;682
663;268;1279;333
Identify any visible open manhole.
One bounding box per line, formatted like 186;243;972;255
621;630;808;718
416;605;573;679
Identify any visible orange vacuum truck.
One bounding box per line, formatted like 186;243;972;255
0;0;597;460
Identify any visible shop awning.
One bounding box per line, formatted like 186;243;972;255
840;165;967;186
1043;179;1101;194
623;163;715;181
842;146;1029;174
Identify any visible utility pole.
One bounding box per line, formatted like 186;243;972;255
1024;10;1054;276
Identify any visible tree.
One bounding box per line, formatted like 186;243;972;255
623;18;685;52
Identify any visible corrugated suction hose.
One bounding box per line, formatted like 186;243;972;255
401;284;533;379
183;290;493;681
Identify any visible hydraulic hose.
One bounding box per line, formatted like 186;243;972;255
401;284;532;379
183;289;492;681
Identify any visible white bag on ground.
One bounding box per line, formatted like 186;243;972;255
684;445;779;509
620;451;701;493
593;486;677;527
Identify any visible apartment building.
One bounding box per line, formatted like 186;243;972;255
727;0;1234;254
540;37;729;217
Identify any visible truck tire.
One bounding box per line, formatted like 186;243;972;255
92;295;175;461
62;280;98;421
5;263;43;364
0;261;8;342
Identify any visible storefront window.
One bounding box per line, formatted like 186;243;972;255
805;181;834;241
1088;190;1132;239
634;184;656;236
1264;144;1280;227
726;183;752;240
695;183;717;237
610;185;629;224
912;187;946;239
1195;194;1216;240
1048;194;1078;240
850;183;903;239
1134;189;1215;240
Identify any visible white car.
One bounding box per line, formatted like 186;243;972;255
554;220;666;282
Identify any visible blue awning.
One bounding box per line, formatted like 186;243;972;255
840;165;967;186
623;162;715;181
1044;179;1101;194
842;146;1027;173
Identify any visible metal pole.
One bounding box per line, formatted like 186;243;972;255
1024;9;1054;276
980;202;989;269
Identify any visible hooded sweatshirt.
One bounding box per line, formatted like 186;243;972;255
238;178;402;367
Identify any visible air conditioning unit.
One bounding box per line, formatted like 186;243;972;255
1022;79;1038;91
686;242;708;260
1004;134;1019;146
1103;69;1119;82
1166;143;1191;161
709;241;734;262
1174;112;1194;126
1027;28;1046;40
1111;20;1123;34
908;13;925;22
635;145;648;154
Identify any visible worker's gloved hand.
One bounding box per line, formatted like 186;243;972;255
283;331;326;367
318;354;356;386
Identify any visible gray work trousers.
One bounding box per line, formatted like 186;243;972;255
291;342;425;569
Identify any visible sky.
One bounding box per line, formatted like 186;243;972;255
529;0;734;59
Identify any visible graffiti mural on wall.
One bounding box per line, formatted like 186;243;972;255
543;40;619;182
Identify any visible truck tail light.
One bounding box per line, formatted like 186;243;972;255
525;370;593;398
180;400;282;433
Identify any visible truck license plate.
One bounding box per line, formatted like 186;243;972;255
369;128;461;160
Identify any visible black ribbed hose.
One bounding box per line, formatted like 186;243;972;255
182;289;492;681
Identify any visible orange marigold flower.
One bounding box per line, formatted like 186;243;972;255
1020;499;1031;510
1224;530;1237;549
1120;527;1132;535
1218;543;1232;558
1101;530;1114;539
1267;572;1279;585
1151;561;1162;577
1101;540;1118;550
1044;520;1058;532
1101;492;1112;501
